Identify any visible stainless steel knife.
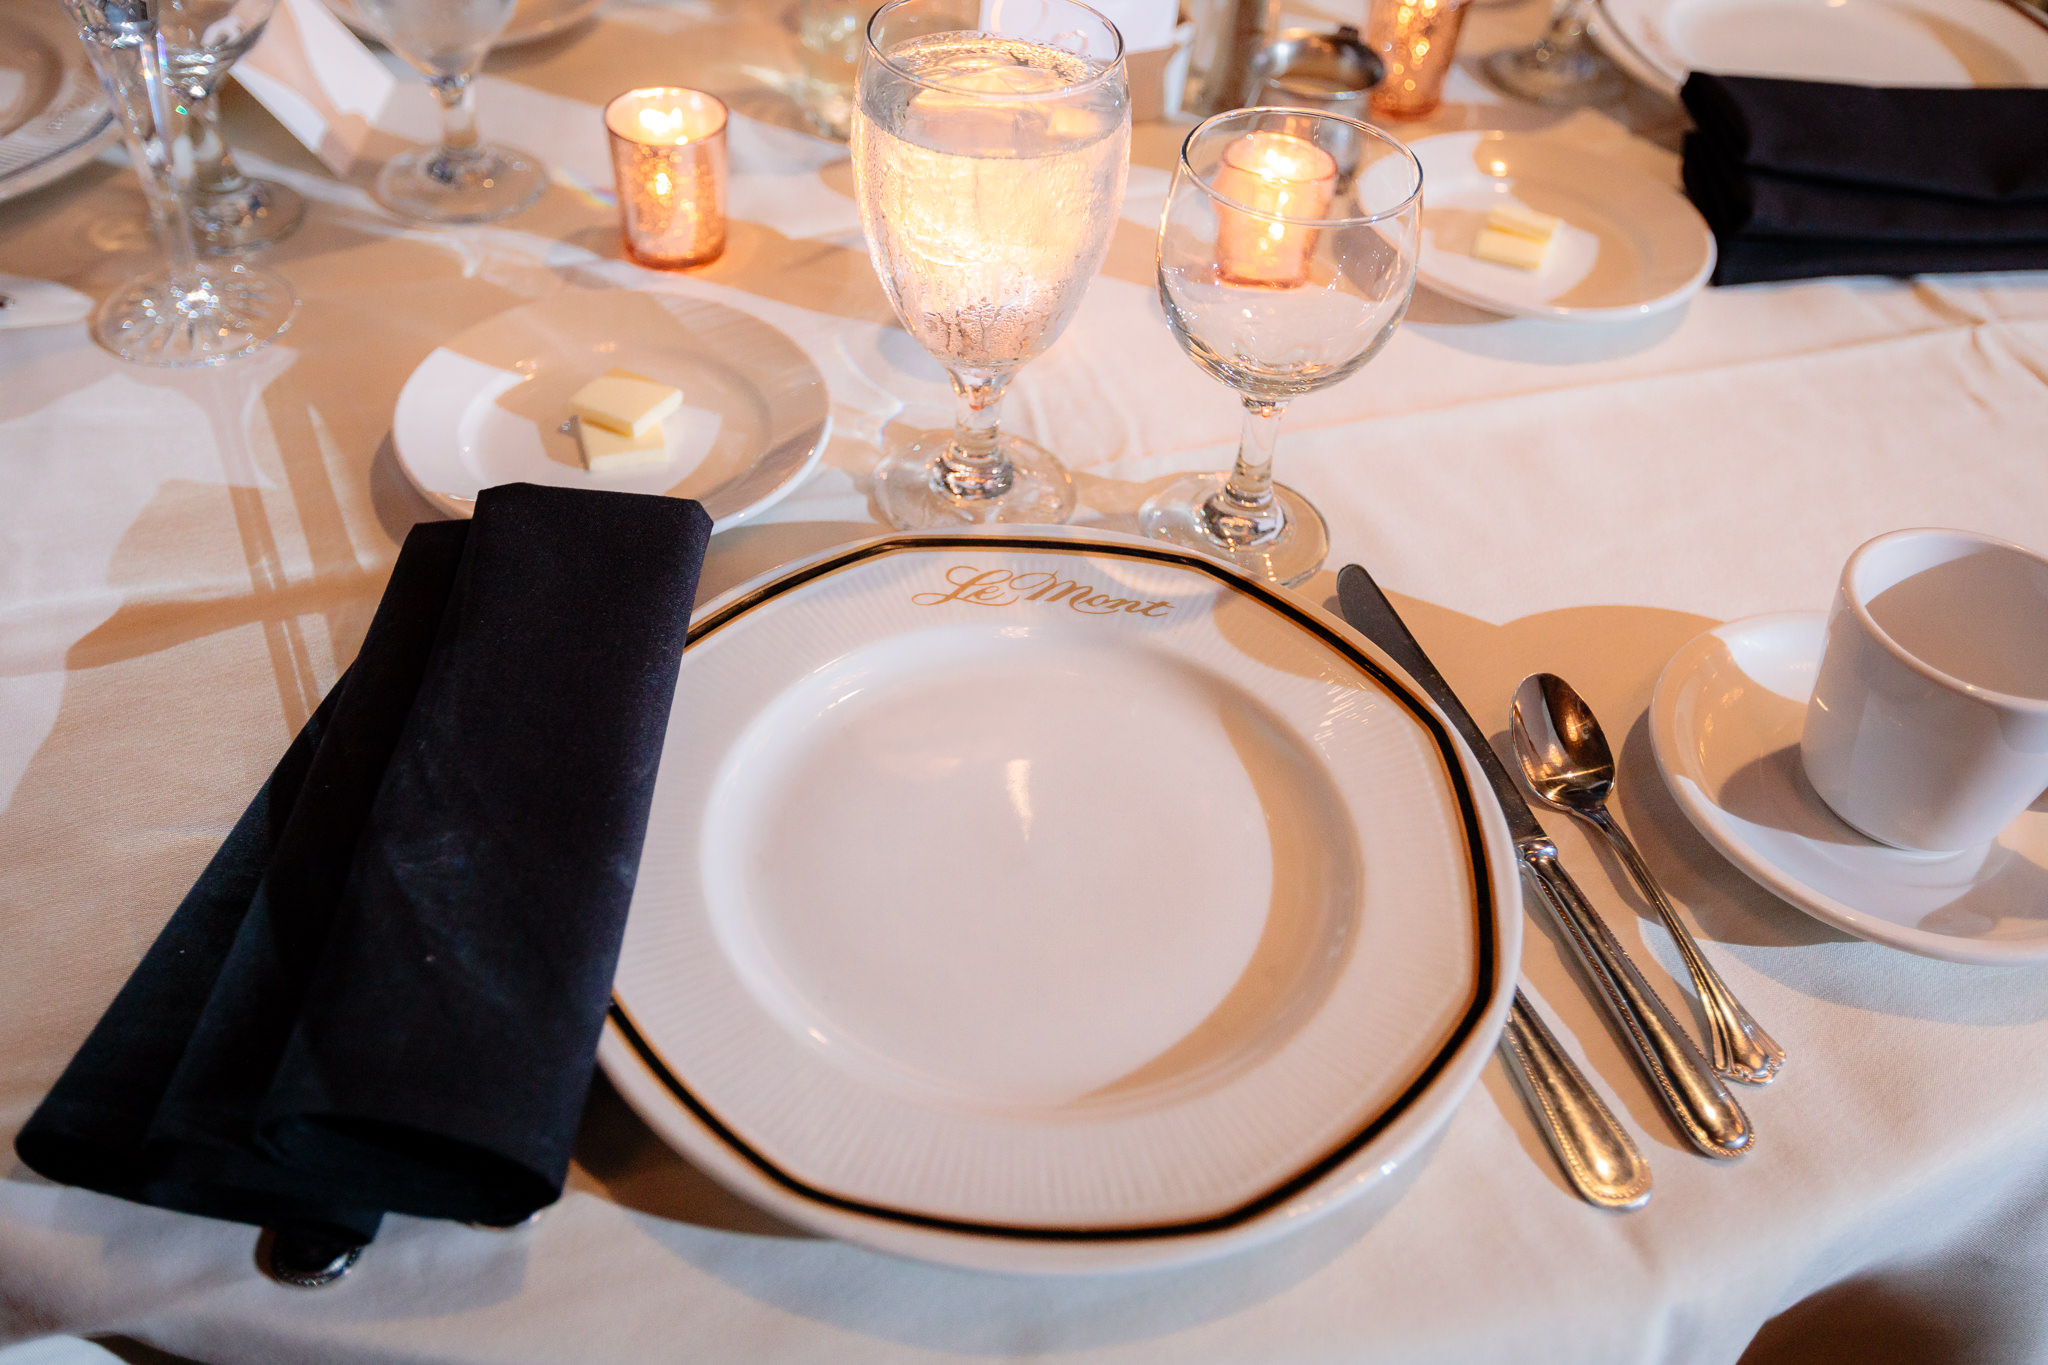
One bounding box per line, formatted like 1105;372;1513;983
1335;564;1753;1160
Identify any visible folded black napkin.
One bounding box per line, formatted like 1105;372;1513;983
1681;73;2048;285
16;483;712;1249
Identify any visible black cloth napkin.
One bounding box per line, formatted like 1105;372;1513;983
1681;73;2048;285
16;483;712;1247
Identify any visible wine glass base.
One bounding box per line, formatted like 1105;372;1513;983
194;177;307;255
1482;43;1629;108
871;431;1078;530
1138;474;1329;587
375;144;547;225
92;262;296;368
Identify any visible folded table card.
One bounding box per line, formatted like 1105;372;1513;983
233;0;396;177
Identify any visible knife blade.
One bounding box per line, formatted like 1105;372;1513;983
1335;564;1753;1160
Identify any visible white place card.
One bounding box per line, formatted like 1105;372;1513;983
233;0;396;176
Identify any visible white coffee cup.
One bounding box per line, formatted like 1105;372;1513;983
1801;528;2048;853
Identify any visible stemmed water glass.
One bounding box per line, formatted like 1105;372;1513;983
66;0;296;366
1482;0;1629;107
1142;109;1421;586
354;0;546;223
850;0;1130;530
160;0;306;252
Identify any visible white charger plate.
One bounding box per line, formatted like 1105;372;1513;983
598;530;1522;1272
392;287;828;526
1651;612;2048;964
1411;130;1714;321
1595;0;2048;96
0;1;120;205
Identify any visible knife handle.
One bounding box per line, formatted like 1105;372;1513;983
1523;851;1754;1159
1500;989;1652;1209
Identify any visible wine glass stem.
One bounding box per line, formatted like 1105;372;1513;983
186;88;250;198
1204;397;1287;543
1537;0;1594;53
134;35;210;303
432;76;483;162
937;368;1017;499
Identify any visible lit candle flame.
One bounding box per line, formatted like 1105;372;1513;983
638;105;688;143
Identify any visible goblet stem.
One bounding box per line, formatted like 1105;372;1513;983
1204;397;1288;544
936;368;1018;500
187;85;250;199
1536;0;1596;56
432;75;484;161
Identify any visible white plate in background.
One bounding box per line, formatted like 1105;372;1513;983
1594;0;2048;96
392;287;828;527
1411;130;1714;321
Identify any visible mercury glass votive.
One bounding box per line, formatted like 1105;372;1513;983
605;88;729;269
1366;0;1471;119
1211;130;1338;287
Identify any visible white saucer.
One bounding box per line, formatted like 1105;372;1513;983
392;287;828;527
1409;131;1714;322
1650;612;2048;964
600;529;1521;1272
1595;0;2048;96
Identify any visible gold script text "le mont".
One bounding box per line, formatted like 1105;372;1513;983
911;566;1177;617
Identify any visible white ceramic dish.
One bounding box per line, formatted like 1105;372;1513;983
1594;0;2048;96
1650;612;2048;964
1410;130;1714;322
0;2;120;205
393;287;828;526
598;529;1522;1272
323;0;607;49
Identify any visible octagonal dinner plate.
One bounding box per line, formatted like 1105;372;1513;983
597;530;1521;1272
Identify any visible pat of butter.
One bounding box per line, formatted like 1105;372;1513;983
1473;224;1551;272
1486;202;1561;242
577;417;671;472
569;369;682;439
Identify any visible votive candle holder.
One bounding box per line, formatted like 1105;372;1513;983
604;87;728;269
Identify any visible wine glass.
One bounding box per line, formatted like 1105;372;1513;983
354;0;545;224
159;0;307;252
1482;0;1628;107
850;0;1130;530
66;0;296;366
1141;109;1421;587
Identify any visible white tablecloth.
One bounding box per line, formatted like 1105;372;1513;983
6;2;2048;1361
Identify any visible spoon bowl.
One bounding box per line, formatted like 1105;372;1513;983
1511;673;1785;1086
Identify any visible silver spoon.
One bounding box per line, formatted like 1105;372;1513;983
1511;673;1785;1086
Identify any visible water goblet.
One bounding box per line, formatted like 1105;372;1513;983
1141;109;1421;586
159;0;307;252
1482;0;1628;107
354;0;546;223
850;0;1130;530
66;0;296;366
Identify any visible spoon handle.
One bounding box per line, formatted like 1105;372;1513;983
1500;988;1652;1209
1521;849;1754;1158
1588;807;1786;1086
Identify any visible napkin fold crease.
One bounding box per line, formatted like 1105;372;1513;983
16;483;712;1248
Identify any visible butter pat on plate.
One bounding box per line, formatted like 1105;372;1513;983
1472;201;1562;271
570;368;682;438
577;417;671;472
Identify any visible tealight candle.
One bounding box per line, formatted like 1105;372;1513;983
605;87;728;269
1210;132;1339;288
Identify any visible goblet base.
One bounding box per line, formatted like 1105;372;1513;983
1482;42;1628;108
92;262;296;368
872;431;1077;530
375;144;546;225
193;177;307;255
1139;474;1329;587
